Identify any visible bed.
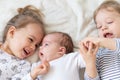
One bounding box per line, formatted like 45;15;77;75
0;0;108;79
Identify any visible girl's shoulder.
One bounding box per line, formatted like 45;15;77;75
0;49;31;66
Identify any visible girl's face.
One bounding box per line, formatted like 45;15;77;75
95;9;120;38
6;23;44;59
39;34;65;61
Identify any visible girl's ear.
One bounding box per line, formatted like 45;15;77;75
7;26;16;38
58;47;66;56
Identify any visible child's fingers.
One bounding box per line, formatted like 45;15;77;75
41;60;50;70
44;60;50;69
88;42;94;53
88;42;98;55
79;42;85;53
93;44;99;55
79;42;88;55
42;61;50;72
38;61;49;70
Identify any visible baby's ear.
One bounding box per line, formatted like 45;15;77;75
58;47;66;56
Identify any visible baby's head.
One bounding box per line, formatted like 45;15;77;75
39;32;74;61
1;5;45;59
94;0;120;38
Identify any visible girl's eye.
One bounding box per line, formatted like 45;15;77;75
96;25;102;29
29;38;33;42
35;44;40;49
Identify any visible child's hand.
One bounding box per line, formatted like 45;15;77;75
79;41;98;65
31;60;50;79
79;41;99;78
80;37;100;48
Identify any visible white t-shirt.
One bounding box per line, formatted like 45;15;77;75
31;52;85;80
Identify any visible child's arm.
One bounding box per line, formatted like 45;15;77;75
79;41;99;79
81;37;116;50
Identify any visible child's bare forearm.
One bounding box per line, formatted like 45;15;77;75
86;63;98;78
99;38;116;50
81;37;116;50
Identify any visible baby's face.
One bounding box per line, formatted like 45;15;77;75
39;34;62;61
95;9;120;38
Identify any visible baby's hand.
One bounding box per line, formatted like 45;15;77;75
31;60;50;79
37;60;50;75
